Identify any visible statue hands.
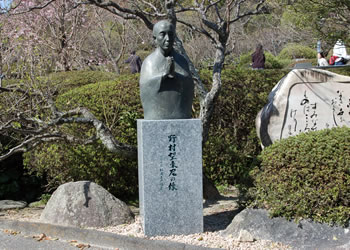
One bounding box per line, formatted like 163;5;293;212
164;56;175;79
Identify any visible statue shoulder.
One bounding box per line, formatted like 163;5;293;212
140;51;162;84
142;52;155;64
141;51;161;69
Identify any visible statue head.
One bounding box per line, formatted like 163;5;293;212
153;20;175;56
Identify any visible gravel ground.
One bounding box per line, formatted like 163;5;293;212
0;189;292;250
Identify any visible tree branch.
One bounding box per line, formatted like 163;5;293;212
85;0;154;30
0;106;137;162
229;0;267;25
9;0;57;15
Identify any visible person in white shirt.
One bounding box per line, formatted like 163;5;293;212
317;52;329;66
333;40;350;65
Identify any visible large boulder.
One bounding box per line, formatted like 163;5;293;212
40;181;134;228
223;208;350;250
256;69;350;147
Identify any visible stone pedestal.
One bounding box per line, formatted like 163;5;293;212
137;119;203;236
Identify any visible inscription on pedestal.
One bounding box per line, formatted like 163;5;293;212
137;119;203;236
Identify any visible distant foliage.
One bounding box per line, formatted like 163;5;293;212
249;127;350;226
278;43;317;60
238;51;291;69
264;52;291;69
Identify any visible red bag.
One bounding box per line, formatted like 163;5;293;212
329;55;338;65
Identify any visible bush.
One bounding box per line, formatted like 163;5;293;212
249;127;350;226
278;43;317;60
199;68;289;186
0;151;45;202
24;142;139;200
22;67;350;201
24;74;143;199
24;68;288;198
238;51;291;69
265;52;291;69
42;70;119;94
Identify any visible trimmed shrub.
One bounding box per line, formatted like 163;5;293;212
249;127;350;226
21;67;350;201
238;52;290;69
24;74;143;199
278;43;317;60
24;142;138;199
42;70;119;94
265;52;290;69
199;68;289;185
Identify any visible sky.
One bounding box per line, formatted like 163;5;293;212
0;0;12;11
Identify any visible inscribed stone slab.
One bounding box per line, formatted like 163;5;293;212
137;119;203;236
256;69;350;147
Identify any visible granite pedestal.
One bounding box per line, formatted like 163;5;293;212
137;119;203;236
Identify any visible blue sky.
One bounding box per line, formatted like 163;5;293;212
0;0;12;10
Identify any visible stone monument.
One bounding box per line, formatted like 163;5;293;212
256;68;350;147
137;20;203;236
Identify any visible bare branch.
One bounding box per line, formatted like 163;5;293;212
176;19;217;45
229;0;267;25
0;132;99;161
0;85;28;95
203;0;223;14
9;0;57;15
0;133;61;161
85;0;154;30
1;105;137;162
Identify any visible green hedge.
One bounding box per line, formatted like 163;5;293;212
42;70;119;94
24;68;288;198
24;74;142;199
200;68;289;185
278;43;317;60
22;67;350;202
24;142;138;199
249;127;350;226
238;52;291;69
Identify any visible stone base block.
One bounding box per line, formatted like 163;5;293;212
137;119;203;236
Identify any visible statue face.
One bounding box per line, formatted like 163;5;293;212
153;21;175;55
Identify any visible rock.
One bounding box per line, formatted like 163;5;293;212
237;229;255;242
256;69;350;147
40;181;134;228
0;200;27;211
223;208;350;250
203;174;221;200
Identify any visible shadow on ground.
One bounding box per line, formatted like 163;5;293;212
203;195;242;232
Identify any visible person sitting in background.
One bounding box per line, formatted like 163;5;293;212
331;40;350;66
317;52;329;66
251;44;265;69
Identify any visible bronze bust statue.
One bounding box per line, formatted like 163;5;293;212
139;20;194;120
